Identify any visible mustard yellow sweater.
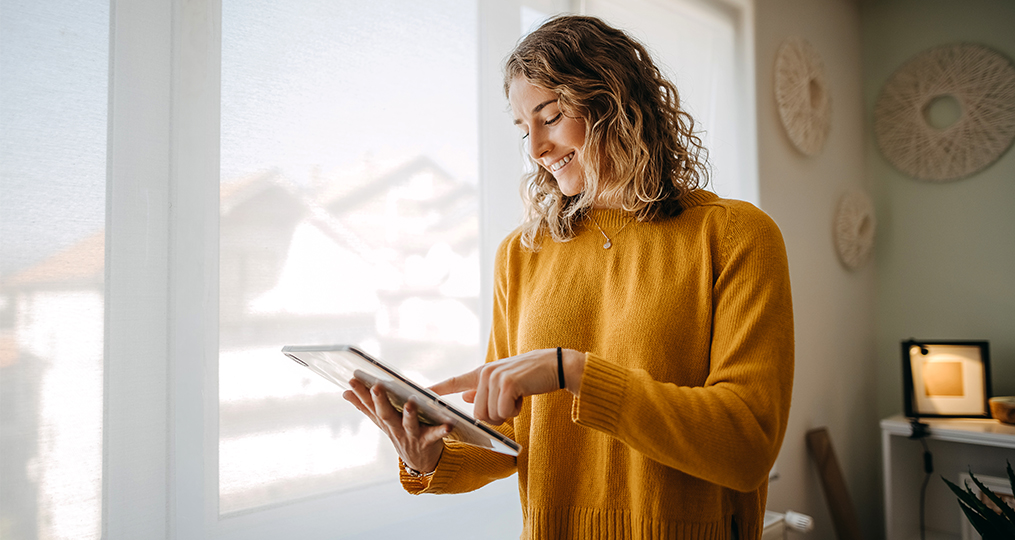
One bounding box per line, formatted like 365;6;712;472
402;190;794;540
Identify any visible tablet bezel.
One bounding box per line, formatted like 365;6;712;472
281;344;520;457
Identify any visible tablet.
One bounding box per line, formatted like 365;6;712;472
281;344;520;456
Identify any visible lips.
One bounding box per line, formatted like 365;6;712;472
549;151;574;172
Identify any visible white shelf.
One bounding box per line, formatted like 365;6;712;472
881;414;1015;540
881;414;1015;448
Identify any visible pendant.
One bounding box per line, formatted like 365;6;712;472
603;241;612;249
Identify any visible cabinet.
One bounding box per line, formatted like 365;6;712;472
881;415;1015;539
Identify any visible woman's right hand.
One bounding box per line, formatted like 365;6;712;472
342;378;450;474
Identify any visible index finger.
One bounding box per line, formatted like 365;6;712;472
429;366;482;396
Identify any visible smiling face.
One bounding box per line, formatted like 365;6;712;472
508;77;588;197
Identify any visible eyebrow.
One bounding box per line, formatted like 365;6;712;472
513;99;558;125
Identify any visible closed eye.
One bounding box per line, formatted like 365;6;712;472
517;112;561;139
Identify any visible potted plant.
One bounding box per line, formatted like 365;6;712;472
942;462;1015;539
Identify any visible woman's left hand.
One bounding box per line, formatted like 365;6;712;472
430;348;585;425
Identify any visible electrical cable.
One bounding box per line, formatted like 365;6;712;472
905;343;935;540
911;422;934;540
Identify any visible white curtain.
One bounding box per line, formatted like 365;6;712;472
0;1;108;539
217;0;487;515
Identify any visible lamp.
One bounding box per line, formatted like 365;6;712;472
901;339;991;419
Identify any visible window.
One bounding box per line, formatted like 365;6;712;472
218;0;484;513
585;0;758;205
0;1;109;538
0;1;755;538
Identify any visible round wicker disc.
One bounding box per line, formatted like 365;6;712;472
874;43;1015;182
775;37;832;156
834;190;876;270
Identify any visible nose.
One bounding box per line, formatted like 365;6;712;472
527;127;551;161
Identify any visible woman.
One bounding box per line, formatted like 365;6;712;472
344;15;793;540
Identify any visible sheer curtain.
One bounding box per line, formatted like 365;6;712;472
0;1;755;538
0;1;108;539
584;0;758;205
218;0;485;514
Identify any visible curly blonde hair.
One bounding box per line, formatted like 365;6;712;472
504;15;709;250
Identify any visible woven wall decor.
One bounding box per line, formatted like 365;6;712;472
775;37;832;156
874;43;1015;182
834;190;876;271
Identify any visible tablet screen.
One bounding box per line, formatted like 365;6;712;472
281;344;520;456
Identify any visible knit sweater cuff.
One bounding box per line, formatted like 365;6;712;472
571;352;629;435
399;441;464;494
398;457;433;491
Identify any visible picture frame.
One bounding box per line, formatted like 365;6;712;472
902;340;991;418
958;472;1015;540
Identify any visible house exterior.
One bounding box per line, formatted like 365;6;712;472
0;154;483;519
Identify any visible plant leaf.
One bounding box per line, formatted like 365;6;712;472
958;500;999;538
944;476;991;515
943;474;1010;537
966;469;1015;530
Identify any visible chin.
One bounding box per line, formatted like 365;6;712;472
554;176;585;198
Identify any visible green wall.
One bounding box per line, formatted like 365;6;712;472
862;0;1015;419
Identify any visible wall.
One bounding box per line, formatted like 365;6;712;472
862;0;1015;422
758;1;1015;538
754;0;884;538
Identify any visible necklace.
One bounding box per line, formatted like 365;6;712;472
587;214;635;249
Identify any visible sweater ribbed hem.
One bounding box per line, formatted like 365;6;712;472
583;190;718;232
524;506;752;540
397;457;432;491
586;208;636;230
572;352;629;434
400;441;465;494
400;439;516;495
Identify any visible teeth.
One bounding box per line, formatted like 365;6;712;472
550;152;573;172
